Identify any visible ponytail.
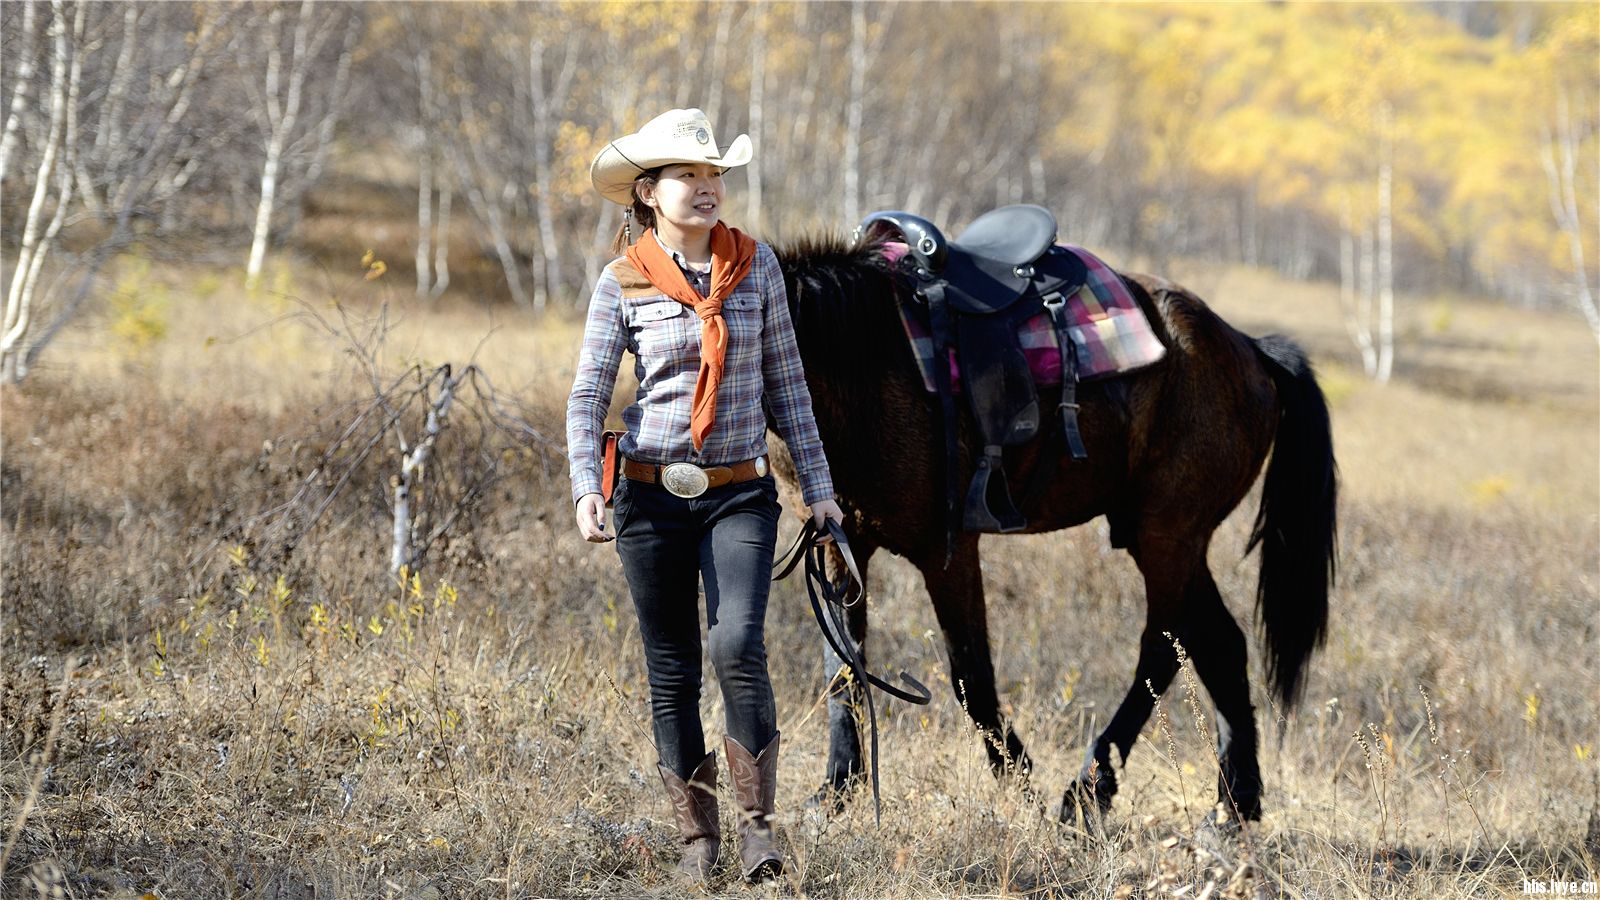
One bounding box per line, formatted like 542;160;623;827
609;169;661;255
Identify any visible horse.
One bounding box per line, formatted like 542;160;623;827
765;234;1338;823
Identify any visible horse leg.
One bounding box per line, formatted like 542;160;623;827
1182;567;1263;822
1063;536;1196;821
919;537;1032;781
815;534;875;809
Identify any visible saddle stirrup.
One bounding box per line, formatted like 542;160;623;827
963;446;1027;533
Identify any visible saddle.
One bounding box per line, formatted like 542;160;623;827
857;205;1090;537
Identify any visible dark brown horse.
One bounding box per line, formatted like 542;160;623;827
766;235;1337;822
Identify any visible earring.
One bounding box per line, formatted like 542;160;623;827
624;207;633;245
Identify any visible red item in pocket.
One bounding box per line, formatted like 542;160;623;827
600;430;624;506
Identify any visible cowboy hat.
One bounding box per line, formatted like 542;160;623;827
590;108;753;205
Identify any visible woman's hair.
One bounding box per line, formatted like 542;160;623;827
609;168;661;255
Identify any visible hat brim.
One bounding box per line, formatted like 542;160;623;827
590;133;753;205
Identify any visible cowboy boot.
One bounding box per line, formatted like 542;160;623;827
657;752;721;883
724;733;783;882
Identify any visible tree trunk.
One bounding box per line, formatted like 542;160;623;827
1355;217;1379;377
450;133;529;309
246;0;318;290
1337;195;1380;375
414;45;446;300
1376;102;1395;383
703;3;736;131
786;22;823;223
392;365;460;576
746;10;766;234
282;12;359;242
430;175;451;299
63;2;95;217
2;0;69;382
10;5;229;381
90;5;139;189
416;136;434;297
246;131;286;287
1540;90;1600;344
528;35;576;308
843;0;867;224
0;0;38;185
1242;186;1259;267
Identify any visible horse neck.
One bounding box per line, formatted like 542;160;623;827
782;260;913;453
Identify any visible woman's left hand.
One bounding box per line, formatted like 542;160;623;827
809;499;845;543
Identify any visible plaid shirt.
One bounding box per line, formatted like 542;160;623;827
566;239;835;506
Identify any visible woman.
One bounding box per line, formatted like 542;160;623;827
566;108;842;884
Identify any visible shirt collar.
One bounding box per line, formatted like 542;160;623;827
653;230;712;277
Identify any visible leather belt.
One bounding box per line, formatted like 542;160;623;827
622;456;770;498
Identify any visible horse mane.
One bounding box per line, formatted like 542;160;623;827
770;233;912;383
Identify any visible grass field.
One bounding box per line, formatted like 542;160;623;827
2;239;1596;898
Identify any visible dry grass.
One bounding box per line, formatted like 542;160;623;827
2;245;1597;898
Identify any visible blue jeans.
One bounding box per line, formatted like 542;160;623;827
612;473;781;780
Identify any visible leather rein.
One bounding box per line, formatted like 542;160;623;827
773;519;931;823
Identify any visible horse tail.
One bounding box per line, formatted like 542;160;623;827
1247;335;1338;708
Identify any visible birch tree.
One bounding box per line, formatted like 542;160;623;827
1373;101;1395;382
447;117;530;310
3;3;237;381
2;0;72;383
1539;90;1599;343
412;44;451;299
745;6;766;233
842;0;867;225
241;0;361;290
244;1;315;289
0;0;40;185
527;30;580;305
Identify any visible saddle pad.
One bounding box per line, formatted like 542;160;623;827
885;243;1166;392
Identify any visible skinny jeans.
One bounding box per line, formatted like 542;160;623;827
612;472;781;781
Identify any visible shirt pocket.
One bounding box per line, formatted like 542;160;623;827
722;291;763;365
626;298;693;356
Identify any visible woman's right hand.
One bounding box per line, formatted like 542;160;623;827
575;493;612;543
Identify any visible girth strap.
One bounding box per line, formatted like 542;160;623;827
921;282;961;567
1042;291;1088;460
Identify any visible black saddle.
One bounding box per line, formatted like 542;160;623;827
858;205;1090;542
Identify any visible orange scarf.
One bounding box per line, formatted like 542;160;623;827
625;222;758;451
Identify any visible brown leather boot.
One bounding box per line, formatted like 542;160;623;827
657;752;720;883
724;733;783;882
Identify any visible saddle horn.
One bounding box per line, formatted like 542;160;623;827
855;210;948;275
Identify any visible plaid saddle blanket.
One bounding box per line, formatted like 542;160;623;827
885;242;1165;393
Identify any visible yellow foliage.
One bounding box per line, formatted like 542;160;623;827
1469;475;1513;507
1426;300;1454;335
109;258;171;354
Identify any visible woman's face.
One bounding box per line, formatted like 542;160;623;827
643;163;726;235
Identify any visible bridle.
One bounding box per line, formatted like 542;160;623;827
773;518;931;823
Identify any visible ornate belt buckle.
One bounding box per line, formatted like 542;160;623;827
661;462;710;498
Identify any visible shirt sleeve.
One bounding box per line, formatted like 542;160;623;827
566;268;627;504
756;244;836;506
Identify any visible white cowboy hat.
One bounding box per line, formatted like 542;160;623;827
590;108;753;205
